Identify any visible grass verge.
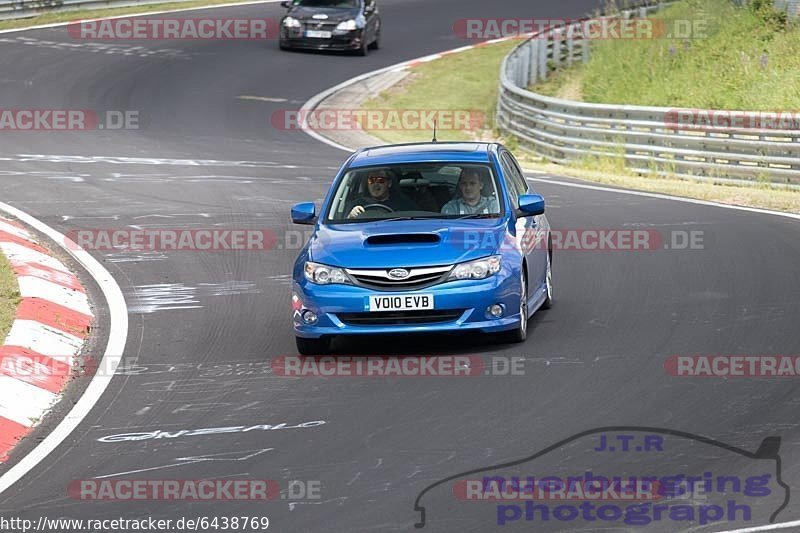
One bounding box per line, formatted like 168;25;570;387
553;0;800;109
362;41;518;144
360;36;800;214
0;247;20;343
0;0;268;32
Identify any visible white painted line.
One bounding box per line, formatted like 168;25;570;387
0;376;58;428
717;520;800;532
0;0;283;36
526;177;800;222
0;243;72;274
17;277;91;315
5;320;83;359
0;202;128;497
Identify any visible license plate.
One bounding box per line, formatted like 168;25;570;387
369;294;434;312
306;30;332;38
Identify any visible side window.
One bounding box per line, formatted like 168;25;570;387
507;152;529;195
500;152;526;208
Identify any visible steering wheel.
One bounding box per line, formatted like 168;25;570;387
362;203;394;213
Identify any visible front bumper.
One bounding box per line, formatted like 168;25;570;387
280;29;364;51
293;273;522;339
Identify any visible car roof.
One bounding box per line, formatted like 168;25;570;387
348;142;496;168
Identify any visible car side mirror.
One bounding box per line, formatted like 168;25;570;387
280;1;291;8
517;194;545;217
291;202;317;225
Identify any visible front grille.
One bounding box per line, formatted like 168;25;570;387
337;310;465;326
302;21;339;31
346;266;452;291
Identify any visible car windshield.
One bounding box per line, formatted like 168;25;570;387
326;163;503;223
291;0;359;7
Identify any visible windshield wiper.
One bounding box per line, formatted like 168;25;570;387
452;213;498;219
377;216;442;222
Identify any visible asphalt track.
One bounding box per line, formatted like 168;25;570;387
0;0;799;531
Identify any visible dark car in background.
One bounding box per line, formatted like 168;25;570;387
279;0;381;56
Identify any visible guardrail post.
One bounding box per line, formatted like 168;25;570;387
538;30;548;80
509;55;518;88
566;24;575;65
529;39;539;85
552;27;562;71
520;43;530;87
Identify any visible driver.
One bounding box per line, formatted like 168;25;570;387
347;168;416;219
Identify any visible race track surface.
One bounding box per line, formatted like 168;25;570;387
1;1;799;531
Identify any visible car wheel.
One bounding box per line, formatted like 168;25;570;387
499;270;528;343
541;248;553;309
357;37;369;56
369;26;381;50
279;41;290;51
296;336;330;355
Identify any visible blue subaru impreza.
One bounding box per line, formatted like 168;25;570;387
290;142;552;354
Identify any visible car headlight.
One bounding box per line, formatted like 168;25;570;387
446;255;502;281
304;262;351;285
335;19;358;31
283;16;302;28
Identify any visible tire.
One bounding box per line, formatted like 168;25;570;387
296;336;330;355
279;41;290;51
356;35;369;56
369;27;381;50
541;248;553;310
498;270;528;344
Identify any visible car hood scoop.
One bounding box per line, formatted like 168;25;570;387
310;219;506;269
365;234;440;246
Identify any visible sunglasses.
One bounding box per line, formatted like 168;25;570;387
368;176;388;184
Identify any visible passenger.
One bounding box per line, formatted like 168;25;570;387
347;169;416;218
441;167;499;215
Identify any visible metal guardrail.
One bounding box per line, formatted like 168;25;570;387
774;0;800;18
496;4;800;186
0;0;197;20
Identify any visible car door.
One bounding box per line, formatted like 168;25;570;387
500;150;547;301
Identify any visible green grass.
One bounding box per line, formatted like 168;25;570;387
575;0;800;109
0;249;20;343
362;41;518;144
0;0;255;32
